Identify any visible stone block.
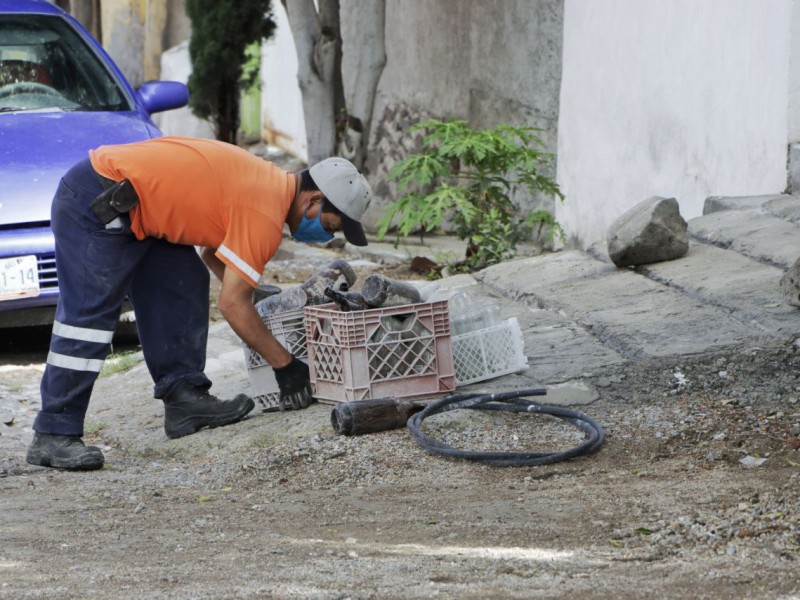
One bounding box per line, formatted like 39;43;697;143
606;197;688;267
780;256;800;307
790;142;800;195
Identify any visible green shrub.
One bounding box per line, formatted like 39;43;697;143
377;119;565;272
185;0;276;143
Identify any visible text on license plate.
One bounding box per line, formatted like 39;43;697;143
0;255;40;301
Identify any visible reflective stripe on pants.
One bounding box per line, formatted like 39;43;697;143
33;158;211;436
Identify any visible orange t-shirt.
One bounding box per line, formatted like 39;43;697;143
89;136;295;286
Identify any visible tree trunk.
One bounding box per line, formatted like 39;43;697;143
341;1;386;170
215;81;240;144
284;0;386;169
59;0;102;41
318;0;346;121
144;0;167;82
283;0;338;166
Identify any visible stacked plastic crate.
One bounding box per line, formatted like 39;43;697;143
243;305;308;412
448;292;528;386
451;317;527;385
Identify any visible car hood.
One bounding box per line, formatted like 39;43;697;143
0;111;159;226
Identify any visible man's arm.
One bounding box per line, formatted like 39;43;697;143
200;246;225;282
202;248;292;369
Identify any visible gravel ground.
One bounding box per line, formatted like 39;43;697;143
1;251;799;598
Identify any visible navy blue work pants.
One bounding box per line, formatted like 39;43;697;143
33;158;212;436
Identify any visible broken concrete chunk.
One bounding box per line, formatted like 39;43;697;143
607;196;689;267
779;257;800;307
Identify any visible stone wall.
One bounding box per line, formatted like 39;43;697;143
360;102;433;231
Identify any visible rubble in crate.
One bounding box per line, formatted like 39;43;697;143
300;259;357;305
324;274;424;312
252;286;307;315
254;259;357;316
361;274;422;307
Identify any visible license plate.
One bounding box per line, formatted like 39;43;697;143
0;255;40;301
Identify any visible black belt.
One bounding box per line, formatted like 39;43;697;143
96;173;117;190
91;172;140;224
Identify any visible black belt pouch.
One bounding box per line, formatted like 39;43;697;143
91;179;140;224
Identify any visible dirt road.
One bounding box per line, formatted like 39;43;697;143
2;328;799;598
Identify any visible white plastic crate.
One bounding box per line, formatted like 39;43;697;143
452;317;527;386
305;301;456;403
242;307;308;412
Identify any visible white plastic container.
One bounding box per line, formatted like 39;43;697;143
452;317;527;386
242;307;307;411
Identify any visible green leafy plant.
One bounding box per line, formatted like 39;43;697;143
377;119;565;272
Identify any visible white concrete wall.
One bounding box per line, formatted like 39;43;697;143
557;0;792;247
790;0;800;143
151;41;214;139
349;0;564;229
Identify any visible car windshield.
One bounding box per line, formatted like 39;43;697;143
0;14;131;113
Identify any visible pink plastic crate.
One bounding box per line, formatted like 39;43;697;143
304;301;456;403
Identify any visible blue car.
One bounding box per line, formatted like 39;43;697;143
0;0;188;328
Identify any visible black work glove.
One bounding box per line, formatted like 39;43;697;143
273;356;315;411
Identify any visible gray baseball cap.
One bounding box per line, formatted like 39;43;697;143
309;157;372;246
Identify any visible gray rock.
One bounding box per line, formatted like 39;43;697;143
607;197;689;267
779;256;800;307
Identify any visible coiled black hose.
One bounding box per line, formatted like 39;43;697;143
406;388;605;467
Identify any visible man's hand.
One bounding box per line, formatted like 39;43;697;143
273;356;315;410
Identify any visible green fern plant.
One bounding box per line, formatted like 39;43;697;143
377;119;565;272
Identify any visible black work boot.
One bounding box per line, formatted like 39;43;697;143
26;432;105;471
162;380;255;439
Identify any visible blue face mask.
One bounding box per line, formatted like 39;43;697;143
293;207;334;244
